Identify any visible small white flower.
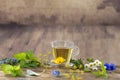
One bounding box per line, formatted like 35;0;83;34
93;61;97;66
94;60;101;66
85;64;89;68
97;61;102;66
89;63;94;69
92;67;98;70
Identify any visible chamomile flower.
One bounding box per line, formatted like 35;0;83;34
84;64;89;69
97;61;102;66
89;63;94;69
94;60;101;66
93;62;97;66
92;67;98;70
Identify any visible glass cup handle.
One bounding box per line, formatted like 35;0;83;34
72;46;80;59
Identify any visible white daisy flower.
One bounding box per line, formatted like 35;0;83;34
97;61;102;66
92;67;98;70
89;63;94;69
84;64;89;69
94;60;101;66
93;61;97;66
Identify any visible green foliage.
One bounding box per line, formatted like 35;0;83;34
1;64;23;77
14;51;40;68
87;58;94;63
92;62;108;78
70;59;84;70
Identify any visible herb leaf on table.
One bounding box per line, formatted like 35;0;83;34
1;64;23;77
14;51;41;68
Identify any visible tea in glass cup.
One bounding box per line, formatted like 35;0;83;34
51;40;80;64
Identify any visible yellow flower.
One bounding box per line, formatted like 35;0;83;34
71;75;75;80
77;77;83;80
80;70;84;75
64;73;70;78
73;65;77;69
54;57;65;64
69;69;74;73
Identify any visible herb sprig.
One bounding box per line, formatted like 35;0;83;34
14;51;41;68
92;62;108;78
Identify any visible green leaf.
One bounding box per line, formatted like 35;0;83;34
1;64;13;74
87;58;94;62
26;51;38;61
1;64;24;77
19;60;29;68
11;69;23;77
13;51;41;68
92;62;108;78
14;52;26;60
28;61;40;67
13;65;20;70
70;59;84;69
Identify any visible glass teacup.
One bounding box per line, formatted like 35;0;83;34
51;40;80;65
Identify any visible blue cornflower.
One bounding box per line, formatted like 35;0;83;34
52;70;60;77
110;63;116;71
104;63;116;71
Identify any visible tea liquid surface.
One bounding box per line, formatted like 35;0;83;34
53;47;73;63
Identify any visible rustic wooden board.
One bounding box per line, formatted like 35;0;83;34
0;68;120;80
0;0;120;25
0;25;120;66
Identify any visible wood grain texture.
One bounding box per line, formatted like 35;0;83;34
0;24;120;65
0;0;120;25
0;68;120;80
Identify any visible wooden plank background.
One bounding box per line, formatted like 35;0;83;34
0;24;120;65
0;0;120;25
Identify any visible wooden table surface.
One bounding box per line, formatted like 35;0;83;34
0;67;120;80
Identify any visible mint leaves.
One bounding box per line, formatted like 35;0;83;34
14;51;41;68
1;64;23;77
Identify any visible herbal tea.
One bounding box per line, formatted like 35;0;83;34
53;47;73;63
